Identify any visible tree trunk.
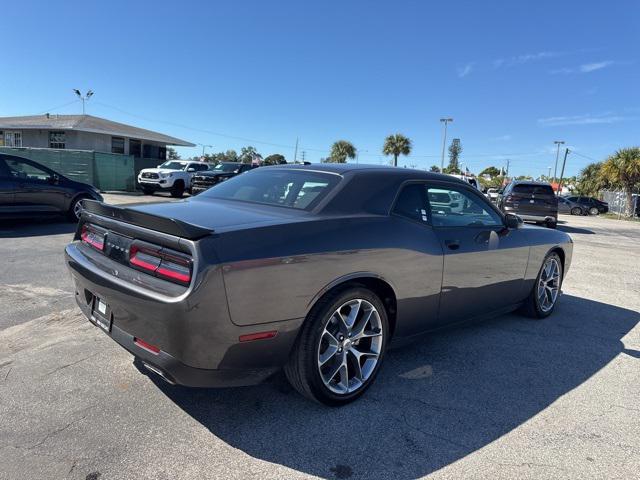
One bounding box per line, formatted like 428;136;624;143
625;188;634;217
394;154;398;167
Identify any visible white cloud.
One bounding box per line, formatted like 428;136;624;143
491;135;512;141
537;112;634;127
457;63;474;78
580;60;614;72
494;51;564;69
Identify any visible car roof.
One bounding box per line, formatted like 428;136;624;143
509;180;553;186
269;163;463;182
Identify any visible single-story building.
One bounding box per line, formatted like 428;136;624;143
0;114;194;160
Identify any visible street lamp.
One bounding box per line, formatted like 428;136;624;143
200;144;213;156
553;141;565;182
73;89;93;115
440;118;453;172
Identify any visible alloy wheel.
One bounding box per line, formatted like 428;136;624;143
537;257;561;313
73;200;84;220
317;299;383;395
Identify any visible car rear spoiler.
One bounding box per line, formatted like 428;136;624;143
81;200;213;240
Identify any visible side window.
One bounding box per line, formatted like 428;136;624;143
5;158;52;183
428;186;503;227
393;184;429;223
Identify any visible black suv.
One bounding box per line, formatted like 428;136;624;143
498;181;558;228
565;196;609;216
0;154;103;221
191;162;257;195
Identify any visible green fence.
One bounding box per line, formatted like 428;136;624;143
0;147;153;192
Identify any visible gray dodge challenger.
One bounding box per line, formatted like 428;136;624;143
65;164;573;405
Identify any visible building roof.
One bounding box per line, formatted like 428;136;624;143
0;114;195;147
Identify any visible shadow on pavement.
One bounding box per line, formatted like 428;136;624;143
147;295;638;479
557;224;595;234
0;217;77;238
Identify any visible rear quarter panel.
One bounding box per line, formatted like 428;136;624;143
213;216;444;338
520;225;573;293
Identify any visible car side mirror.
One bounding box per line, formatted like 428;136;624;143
187;168;195;172
48;174;59;185
505;213;521;228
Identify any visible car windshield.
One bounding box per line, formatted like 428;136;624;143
158;161;188;170
211;163;240;172
200;168;340;210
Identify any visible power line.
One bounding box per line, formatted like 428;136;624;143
38;99;80;115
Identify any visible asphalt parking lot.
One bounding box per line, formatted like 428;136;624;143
1;208;639;480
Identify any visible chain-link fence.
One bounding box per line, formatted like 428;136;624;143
601;190;639;218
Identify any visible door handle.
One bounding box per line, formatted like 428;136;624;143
444;239;460;250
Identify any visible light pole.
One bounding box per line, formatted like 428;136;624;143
200;144;213;156
553;141;565;183
547;166;551;179
440;118;453;172
356;149;368;164
73;89;93;114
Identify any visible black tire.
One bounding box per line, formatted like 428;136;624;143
284;286;389;406
170;181;185;198
141;187;154;196
67;196;87;222
570;207;582;216
588;207;599;216
520;252;563;319
545;219;557;229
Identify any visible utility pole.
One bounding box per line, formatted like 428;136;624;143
293;137;299;164
73;89;94;114
557;148;569;197
553;140;565;182
439;118;453;172
547;166;551;179
200;144;212;156
301;150;306;162
505;159;510;180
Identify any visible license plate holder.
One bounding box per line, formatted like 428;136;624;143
91;296;112;333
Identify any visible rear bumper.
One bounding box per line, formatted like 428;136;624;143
503;207;557;223
65;242;302;387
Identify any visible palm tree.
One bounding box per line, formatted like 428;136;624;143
429;165;440;173
576;162;604;196
382;134;412;167
328;140;357;163
599;147;640;216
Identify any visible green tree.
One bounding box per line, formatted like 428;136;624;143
480;166;500;178
445;138;462;173
167;147;180;160
382;134;412;167
263;153;287;165
239;146;260;164
575;162;604;196
328;140;356;163
429;165;441;173
600;147;640;216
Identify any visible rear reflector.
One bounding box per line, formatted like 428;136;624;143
134;338;161;354
239;331;278;342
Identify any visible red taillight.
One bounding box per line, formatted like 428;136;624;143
134;338;161;354
239;331;278;342
81;224;105;251
128;242;192;285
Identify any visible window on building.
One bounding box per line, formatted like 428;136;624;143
49;131;66;149
129;139;141;158
111;137;125;154
4;131;22;147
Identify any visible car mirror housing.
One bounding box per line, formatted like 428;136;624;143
187;168;196;172
505;213;521;228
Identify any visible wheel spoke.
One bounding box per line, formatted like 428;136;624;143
351;308;373;340
344;300;362;329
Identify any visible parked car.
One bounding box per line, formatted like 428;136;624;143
191;162;257;195
486;188;499;202
0;153;103;221
565;196;609;216
497;181;558;228
137;160;209;197
558;196;584;216
446;173;481;190
66;165;572;406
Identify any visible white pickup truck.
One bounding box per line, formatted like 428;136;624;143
137;160;209;197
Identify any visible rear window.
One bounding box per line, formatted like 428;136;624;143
200;168;340;210
512;184;554;195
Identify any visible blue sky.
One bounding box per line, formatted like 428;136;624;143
2;0;638;177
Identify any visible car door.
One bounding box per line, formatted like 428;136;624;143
5;156;68;213
0;157;17;213
426;182;530;325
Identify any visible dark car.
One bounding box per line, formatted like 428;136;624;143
65;165;572;405
558;196;584;216
191;162;257;195
565;196;609;216
497;181;558;228
0;154;103;221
